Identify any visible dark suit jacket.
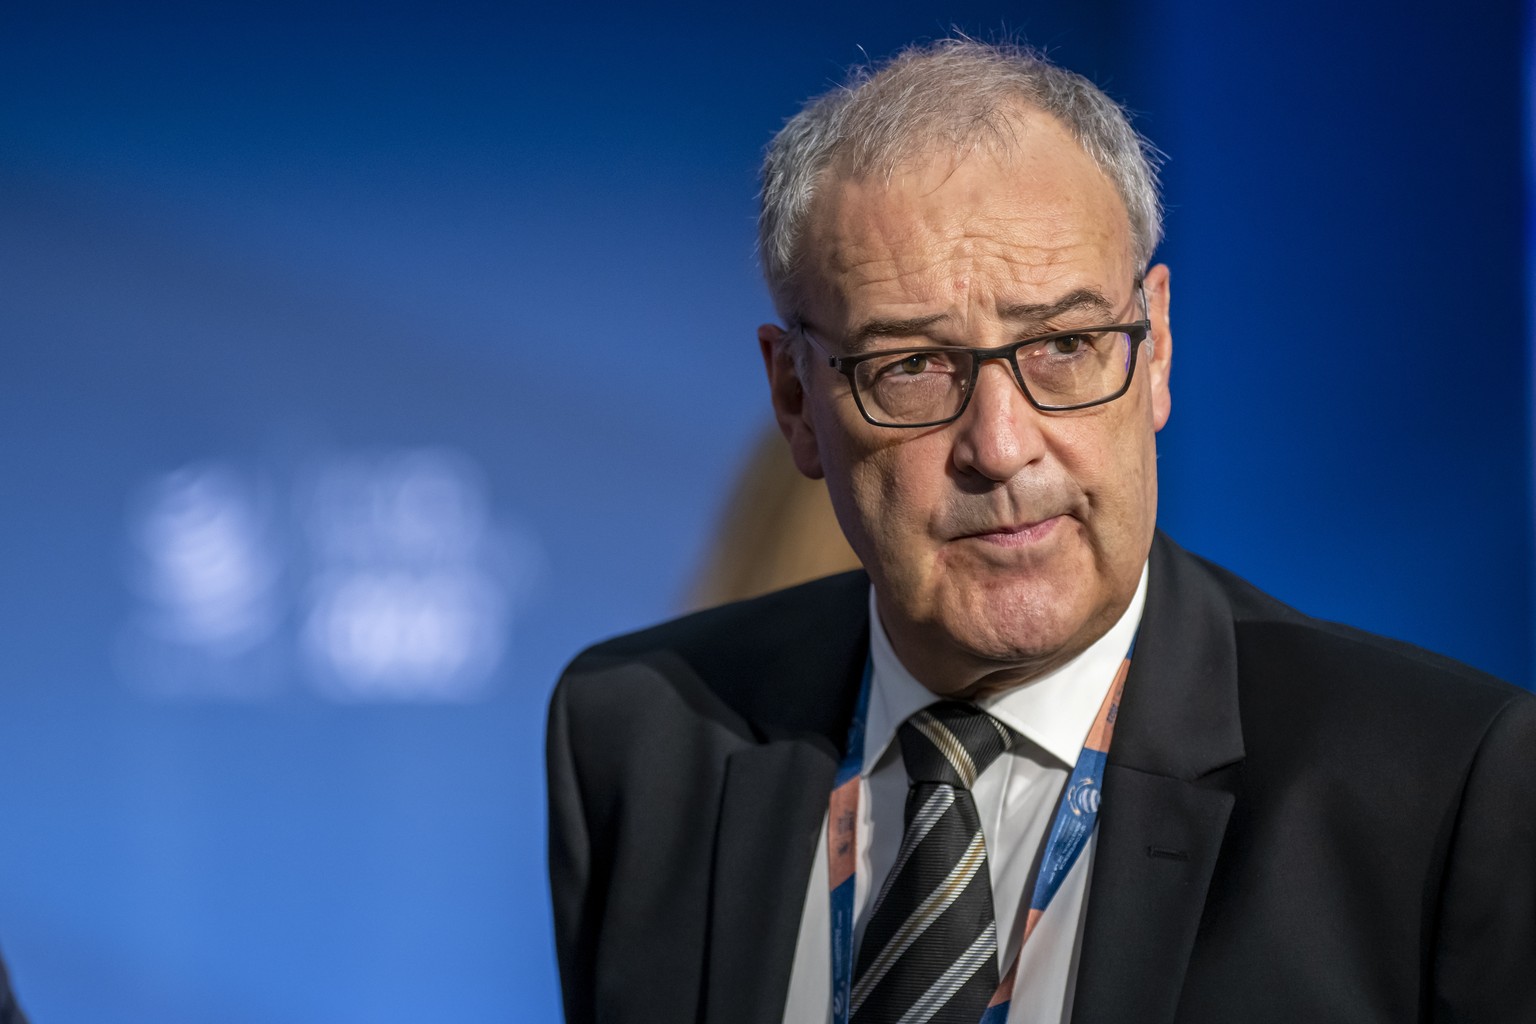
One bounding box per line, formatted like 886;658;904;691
547;532;1536;1023
0;952;25;1024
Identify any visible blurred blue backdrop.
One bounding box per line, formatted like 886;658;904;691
1;0;1529;1020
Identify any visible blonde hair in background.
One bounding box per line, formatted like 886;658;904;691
688;425;862;609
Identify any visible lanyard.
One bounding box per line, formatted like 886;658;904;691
826;659;872;1024
827;646;1133;1024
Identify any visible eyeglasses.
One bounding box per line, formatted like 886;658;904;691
796;287;1151;428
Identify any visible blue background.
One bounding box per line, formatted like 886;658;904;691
1;1;1530;1020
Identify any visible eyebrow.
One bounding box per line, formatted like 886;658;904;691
997;288;1117;324
843;288;1119;351
842;314;951;350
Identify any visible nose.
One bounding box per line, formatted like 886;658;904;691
949;358;1045;482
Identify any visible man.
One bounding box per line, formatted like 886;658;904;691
547;39;1535;1023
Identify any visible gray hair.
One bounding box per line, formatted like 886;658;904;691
757;38;1164;323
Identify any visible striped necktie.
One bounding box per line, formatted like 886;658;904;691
850;701;1017;1024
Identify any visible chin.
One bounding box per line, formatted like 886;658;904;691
940;576;1096;665
958;619;1084;667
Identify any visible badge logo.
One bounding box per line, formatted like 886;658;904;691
1067;775;1101;816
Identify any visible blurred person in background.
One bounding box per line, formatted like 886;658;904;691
548;37;1535;1024
688;425;861;610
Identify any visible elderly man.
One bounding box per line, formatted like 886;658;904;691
547;39;1535;1024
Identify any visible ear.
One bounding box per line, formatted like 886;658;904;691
758;323;825;479
1141;263;1173;431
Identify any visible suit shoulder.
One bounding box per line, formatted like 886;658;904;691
1184;546;1527;728
562;570;867;676
552;570;870;737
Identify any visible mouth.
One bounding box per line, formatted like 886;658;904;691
958;514;1065;547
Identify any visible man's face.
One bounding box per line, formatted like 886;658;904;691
761;108;1173;696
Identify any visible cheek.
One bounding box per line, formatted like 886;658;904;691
812;428;884;559
1076;409;1160;550
1051;405;1156;523
832;437;944;559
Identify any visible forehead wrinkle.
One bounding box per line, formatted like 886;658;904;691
824;235;1120;344
799;123;1135;334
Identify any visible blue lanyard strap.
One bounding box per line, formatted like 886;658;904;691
827;659;872;1024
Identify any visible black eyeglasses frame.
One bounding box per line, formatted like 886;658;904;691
795;307;1154;429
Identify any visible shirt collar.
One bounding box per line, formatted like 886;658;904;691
863;561;1149;773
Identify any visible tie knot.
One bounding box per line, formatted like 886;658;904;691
896;702;1016;789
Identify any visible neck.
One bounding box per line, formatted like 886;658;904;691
873;580;1145;701
890;634;1092;701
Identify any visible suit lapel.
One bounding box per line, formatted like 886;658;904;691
696;572;871;1024
702;738;839;1024
1071;533;1246;1024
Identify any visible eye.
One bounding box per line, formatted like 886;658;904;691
868;351;956;380
1047;334;1089;356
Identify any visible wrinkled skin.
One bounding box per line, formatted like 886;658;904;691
761;107;1173;698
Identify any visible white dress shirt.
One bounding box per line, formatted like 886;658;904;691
781;564;1149;1024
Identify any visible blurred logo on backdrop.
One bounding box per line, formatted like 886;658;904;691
116;447;541;702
